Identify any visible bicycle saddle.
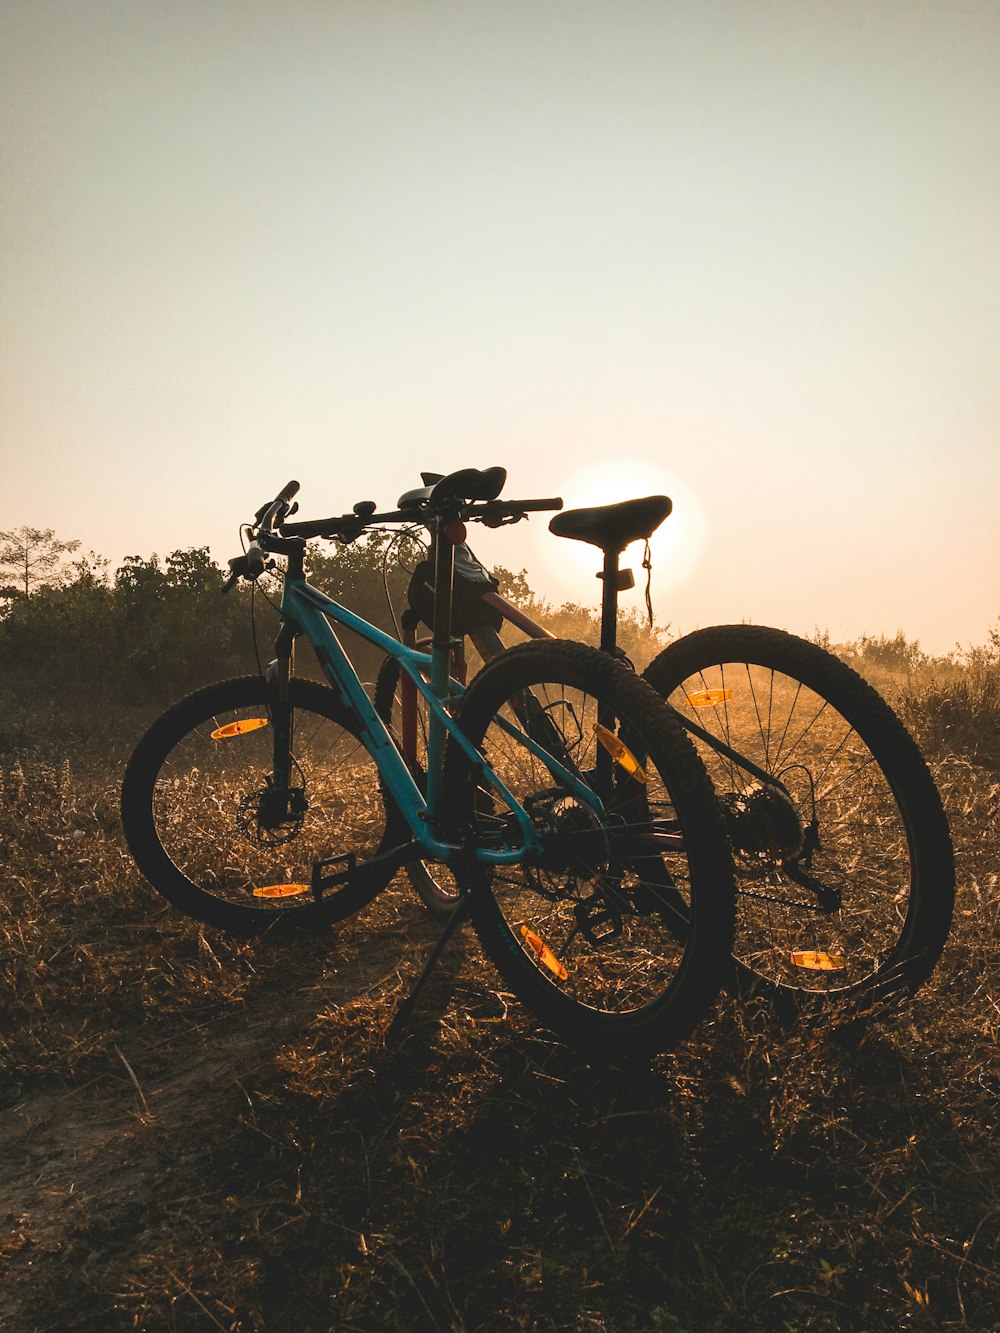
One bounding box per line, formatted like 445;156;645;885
548;495;672;553
398;466;507;510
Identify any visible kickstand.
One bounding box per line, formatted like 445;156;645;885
386;897;471;1043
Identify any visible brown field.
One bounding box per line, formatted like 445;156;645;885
0;655;997;1332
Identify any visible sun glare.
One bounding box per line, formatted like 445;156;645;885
548;459;707;604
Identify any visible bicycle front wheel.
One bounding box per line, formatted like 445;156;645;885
643;626;955;1006
451;640;736;1058
121;676;396;932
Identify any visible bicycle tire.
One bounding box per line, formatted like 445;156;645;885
373;653;463;917
642;626;955;1007
449;639;737;1058
121;676;399;933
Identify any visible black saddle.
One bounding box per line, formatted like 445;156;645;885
549;495;672;553
398;467;506;510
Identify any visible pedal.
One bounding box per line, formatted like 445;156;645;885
574;898;622;946
311;852;357;899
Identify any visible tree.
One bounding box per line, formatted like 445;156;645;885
491;565;539;611
0;527;81;597
165;546;221;591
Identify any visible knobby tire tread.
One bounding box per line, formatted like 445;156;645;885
642;625;955;1004
121;675;396;934
449;639;737;1058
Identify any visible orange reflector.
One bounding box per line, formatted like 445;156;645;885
790;949;846;972
520;926;569;980
211;718;269;740
593;724;646;783
252;883;311;899
686;689;732;708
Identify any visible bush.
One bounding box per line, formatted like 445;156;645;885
897;627;1000;773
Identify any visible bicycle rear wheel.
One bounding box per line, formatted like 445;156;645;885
121;676;397;932
643;626;955;1007
450;640;736;1058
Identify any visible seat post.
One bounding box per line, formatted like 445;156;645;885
599;547;622;656
595;546;623;790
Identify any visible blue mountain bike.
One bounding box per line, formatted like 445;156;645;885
121;470;737;1056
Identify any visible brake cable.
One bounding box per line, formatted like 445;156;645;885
642;538;654;629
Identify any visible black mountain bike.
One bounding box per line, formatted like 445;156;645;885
374;477;955;1018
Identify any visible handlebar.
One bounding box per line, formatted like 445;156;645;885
254;479;300;532
223;476;563;591
475;496;563;528
221;480;301;591
281;494;563;541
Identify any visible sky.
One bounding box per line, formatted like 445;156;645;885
1;0;997;655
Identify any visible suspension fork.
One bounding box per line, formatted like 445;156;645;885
267;618;298;800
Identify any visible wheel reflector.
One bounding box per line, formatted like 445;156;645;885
790;949;846;971
253;883;311;899
211;718;269;740
593;724;646;783
520;926;569;980
686;689;732;708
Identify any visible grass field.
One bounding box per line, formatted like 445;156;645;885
0;651;997;1331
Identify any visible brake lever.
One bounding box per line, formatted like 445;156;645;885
479;506;526;529
222;554;248;593
221;545;269;593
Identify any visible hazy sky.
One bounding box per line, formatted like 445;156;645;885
2;1;997;654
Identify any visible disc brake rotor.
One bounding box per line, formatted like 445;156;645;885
236;787;306;847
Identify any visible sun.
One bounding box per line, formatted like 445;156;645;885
540;459;707;609
469;456;708;617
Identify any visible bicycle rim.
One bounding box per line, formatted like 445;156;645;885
644;627;954;1001
453;640;735;1055
122;677;393;930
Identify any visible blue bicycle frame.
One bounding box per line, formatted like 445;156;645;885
277;570;607;869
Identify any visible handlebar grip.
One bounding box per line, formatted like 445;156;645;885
255;481;301;531
516;497;563;512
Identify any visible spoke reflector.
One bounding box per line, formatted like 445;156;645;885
520;926;569;980
790;949;846;971
593;724;646;783
253;883;311;899
211;718;269;740
686;689;732;708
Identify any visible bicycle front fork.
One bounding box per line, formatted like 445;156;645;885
261;619;298;825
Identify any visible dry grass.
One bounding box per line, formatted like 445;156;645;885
0;671;998;1331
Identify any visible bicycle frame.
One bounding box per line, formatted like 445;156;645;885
400;583;785;795
275;571;607;868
